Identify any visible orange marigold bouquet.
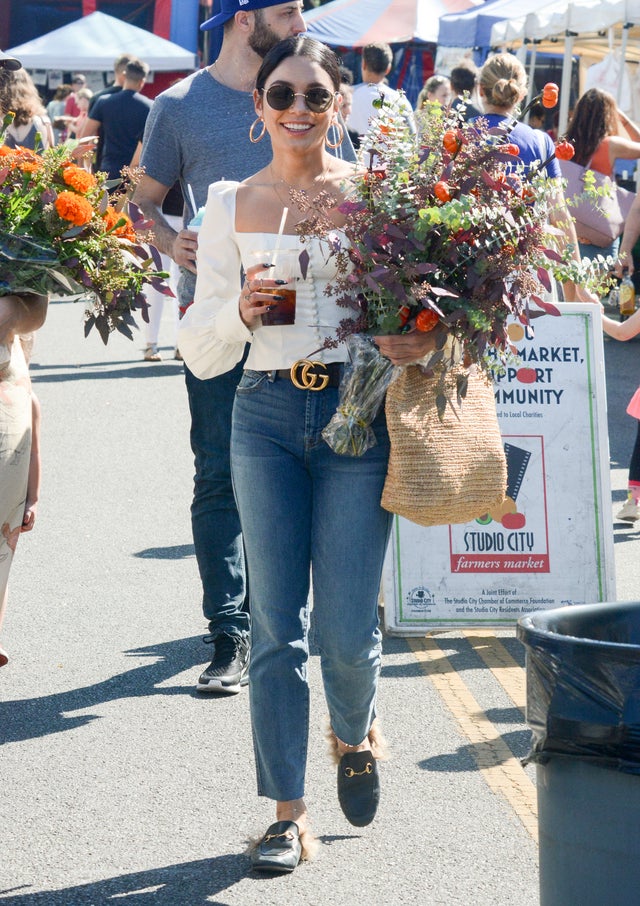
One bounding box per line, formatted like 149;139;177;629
0;112;170;343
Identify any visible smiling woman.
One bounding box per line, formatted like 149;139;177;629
178;34;436;874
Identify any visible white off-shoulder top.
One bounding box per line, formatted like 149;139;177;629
178;180;353;380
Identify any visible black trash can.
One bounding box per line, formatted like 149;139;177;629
518;601;640;906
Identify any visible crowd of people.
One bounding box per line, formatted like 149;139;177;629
2;0;640;876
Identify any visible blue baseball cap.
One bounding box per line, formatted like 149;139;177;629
200;0;288;31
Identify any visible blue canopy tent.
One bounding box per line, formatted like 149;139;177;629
303;0;478;106
437;0;534;64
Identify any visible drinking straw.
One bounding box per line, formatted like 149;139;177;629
272;207;289;268
187;183;198;219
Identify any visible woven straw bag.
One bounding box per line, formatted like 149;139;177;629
381;365;507;527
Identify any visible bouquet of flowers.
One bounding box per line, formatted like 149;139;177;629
0;112;170;343
297;86;612;455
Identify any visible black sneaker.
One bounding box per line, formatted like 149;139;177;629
196;633;250;694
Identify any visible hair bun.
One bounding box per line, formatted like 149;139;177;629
492;77;518;106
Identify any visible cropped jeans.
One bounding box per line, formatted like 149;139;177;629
184;360;249;640
231;369;392;801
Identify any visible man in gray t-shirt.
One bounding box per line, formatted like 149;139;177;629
141;69;270;308
135;0;354;695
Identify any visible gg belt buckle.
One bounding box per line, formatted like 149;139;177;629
290;358;329;391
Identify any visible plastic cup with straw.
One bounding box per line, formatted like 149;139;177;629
250;207;298;326
187;184;205;232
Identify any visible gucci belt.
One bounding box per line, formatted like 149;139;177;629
270;359;342;390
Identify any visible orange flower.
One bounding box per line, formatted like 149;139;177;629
542;83;559;109
14;147;37;161
114;213;136;243
434;180;453;203
102;206;120;230
55;190;94;226
555;140;575;161
0;145;40;170
416;309;439;332
443;129;461;155
18;158;41;173
502;144;520;156
103;206;135;241
62;164;97;193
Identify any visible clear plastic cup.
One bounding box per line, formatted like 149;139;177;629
249;249;299;326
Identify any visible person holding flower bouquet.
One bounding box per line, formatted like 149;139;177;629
298;50;613;523
179;35;439;873
0;290;48;668
0;52;167;665
0;117;169;344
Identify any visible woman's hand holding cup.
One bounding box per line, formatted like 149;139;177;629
239;262;281;330
240;254;298;330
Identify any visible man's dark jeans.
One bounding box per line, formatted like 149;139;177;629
184;360;249;639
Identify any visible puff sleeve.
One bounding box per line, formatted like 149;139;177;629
178;181;252;379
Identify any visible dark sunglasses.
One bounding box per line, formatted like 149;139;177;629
262;85;336;113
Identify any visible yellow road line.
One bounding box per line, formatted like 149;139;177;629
462;629;526;714
408;635;538;843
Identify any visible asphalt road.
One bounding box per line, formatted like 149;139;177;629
1;297;638;906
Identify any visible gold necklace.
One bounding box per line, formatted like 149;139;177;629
269;161;333;210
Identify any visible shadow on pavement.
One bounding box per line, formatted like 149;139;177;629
134;544;195;559
0;636;205;746
0;855;248;905
31;363;183;383
614;526;640;544
379;635;525;679
418;728;532;773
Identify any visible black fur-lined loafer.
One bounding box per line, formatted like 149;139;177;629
251;820;302;873
337;750;380;826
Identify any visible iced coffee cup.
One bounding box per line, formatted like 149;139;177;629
249;249;299;327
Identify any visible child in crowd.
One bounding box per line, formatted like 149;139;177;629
601;306;640;523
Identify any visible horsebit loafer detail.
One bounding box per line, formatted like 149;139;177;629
251;820;302;873
337;750;380;827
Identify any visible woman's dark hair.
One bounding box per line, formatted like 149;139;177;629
255;36;341;93
566;88;619;166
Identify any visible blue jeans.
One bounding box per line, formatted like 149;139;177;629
184;361;249;639
231;370;392;801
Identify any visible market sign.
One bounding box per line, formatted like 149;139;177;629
383;304;615;633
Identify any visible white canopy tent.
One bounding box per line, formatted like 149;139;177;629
303;0;480;46
6;11;197;72
490;0;640;132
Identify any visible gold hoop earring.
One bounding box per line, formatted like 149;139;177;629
325;121;344;150
249;118;266;144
